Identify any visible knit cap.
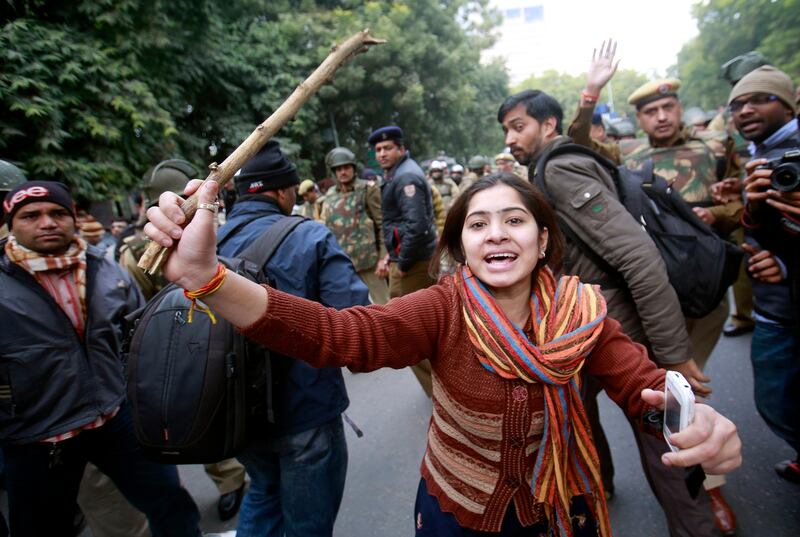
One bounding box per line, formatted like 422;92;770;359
235;140;300;195
728;66;797;115
4;181;76;228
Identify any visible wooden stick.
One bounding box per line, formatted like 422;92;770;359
138;29;386;274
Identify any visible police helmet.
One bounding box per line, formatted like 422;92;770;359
325;147;357;170
0;159;27;192
141;159;199;206
468;155;488;170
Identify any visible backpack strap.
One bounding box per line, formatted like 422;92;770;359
217;215;262;249
532;142;626;289
238;215;308;268
533;142;621;198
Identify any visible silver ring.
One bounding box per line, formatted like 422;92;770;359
197;202;219;213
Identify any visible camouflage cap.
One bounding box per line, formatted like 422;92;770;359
628;79;681;109
0;159;27;191
720;51;769;86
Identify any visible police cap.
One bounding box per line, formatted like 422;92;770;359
628;79;681;109
367;126;404;146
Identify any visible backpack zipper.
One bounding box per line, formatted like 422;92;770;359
161;309;186;442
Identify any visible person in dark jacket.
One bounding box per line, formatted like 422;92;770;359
218;141;369;537
369;126;438;397
730;65;800;484
0;181;201;537
370;126;437;296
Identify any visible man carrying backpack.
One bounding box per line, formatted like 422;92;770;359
0;181;201;537
497;90;719;537
217;141;369;537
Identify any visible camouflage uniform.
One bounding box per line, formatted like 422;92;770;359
459;171;479;192
429;177;460;212
430;184;446;235
119;230;165;301
621;126;719;205
320;179;389;304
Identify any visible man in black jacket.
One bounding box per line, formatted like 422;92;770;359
730;66;800;483
0;181;201;536
369;126;437;396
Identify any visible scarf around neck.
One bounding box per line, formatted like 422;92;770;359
5;234;89;337
455;264;611;537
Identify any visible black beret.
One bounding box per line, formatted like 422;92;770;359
367;126;405;146
235;140;300;195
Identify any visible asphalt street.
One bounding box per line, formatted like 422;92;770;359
188;328;800;536
5;323;790;536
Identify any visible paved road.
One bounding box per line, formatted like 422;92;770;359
18;326;785;535
188;329;799;536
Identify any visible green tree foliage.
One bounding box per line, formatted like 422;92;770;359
0;0;509;200
512;69;648;121
675;0;800;109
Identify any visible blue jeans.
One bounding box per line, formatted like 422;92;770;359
751;321;800;454
2;403;200;537
235;417;348;537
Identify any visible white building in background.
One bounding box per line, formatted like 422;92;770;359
485;0;698;85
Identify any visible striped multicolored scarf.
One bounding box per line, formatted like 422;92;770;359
5;234;88;337
455;264;611;537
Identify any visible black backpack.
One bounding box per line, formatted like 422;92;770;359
534;143;743;319
126;216;305;464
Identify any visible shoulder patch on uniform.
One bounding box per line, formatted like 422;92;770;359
403;184;416;197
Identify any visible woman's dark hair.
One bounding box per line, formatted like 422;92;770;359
431;172;564;279
497;90;564;135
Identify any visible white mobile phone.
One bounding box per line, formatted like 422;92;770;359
663;371;696;452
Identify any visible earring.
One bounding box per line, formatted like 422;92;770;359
539;249;546;258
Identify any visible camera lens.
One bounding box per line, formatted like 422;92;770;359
770;162;800;192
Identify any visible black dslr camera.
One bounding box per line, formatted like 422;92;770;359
757;149;800;192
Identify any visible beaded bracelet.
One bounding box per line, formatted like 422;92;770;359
183;262;227;324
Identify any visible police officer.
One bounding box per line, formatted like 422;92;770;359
449;164;465;185
0;160;27;241
369;125;437;396
321;147;390;304
297;179;324;220
428;160;460;212
460;155;489;192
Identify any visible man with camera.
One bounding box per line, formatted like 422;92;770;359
730;65;800;484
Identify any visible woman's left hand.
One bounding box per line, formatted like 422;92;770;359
640;389;742;475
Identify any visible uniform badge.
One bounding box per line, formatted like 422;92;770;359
403;184;416;197
658;83;671;94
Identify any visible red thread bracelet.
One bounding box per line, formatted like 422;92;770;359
183;263;227;324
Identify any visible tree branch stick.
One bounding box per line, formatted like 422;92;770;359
138;29;386;274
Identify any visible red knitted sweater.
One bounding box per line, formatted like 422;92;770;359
240;275;665;532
